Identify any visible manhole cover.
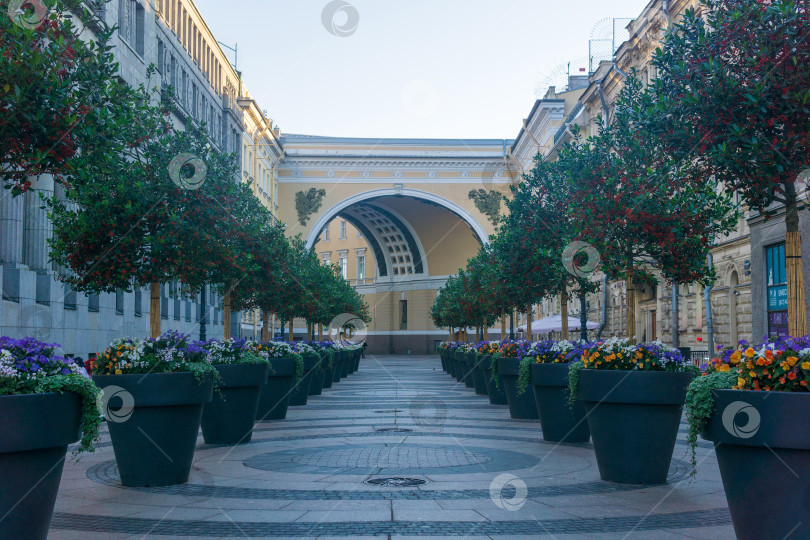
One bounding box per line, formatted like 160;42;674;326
374;409;403;413
365;477;427;487
375;427;413;433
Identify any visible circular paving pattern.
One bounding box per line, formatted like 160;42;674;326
242;442;585;475
291;446;492;468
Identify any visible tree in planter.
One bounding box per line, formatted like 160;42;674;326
560;76;737;339
1;0;155;193
503;156;601;341
464;244;514;340
652;0;810;336
47;114;243;337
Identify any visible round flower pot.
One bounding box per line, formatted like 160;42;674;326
92;372;214;487
256;357;297;421
201;363;269;445
453;350;465;382
289;353;318;406
578;369;694;484
321;353;335;389
701;389;810;540
498;357;539;420
0;392;82;540
469;353;488;396
480;355;508;405
530;363;589;443
340;350;350;378
331;352;343;383
460;353;474;389
309;353;328;395
446;351;457;378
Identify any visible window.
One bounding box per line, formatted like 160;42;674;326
134;288;142;316
357;254;366;281
322;253;331;266
157;39;165;74
766;243;788;338
64;283;77;310
339;221;347;239
134;1;145;55
400;300;408;330
88;293;99;313
174;298;181;320
339;253;348;279
115;290;124;314
323;226;330;241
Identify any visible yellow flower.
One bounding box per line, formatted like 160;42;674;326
617;353;623;359
745;348;756;358
717;364;730;372
749;371;757;378
115;369;122;374
730;350;742;363
802;362;810;370
737;378;746;387
787;356;799;367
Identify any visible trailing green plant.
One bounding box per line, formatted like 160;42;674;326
684;371;737;475
567;360;586;404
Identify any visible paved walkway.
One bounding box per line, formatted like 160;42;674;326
51;355;735;539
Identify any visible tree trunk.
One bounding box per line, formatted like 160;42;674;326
526;305;533;342
149;280;161;338
785;186;807;337
672;284;680;348
483;317;488;342
561;292;569;340
261;311;269;342
288;319;294;341
500;308;506;340
626;276;636;340
579;289;588;342
319;323;324;341
223;291;231;339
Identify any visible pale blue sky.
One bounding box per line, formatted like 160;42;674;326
194;0;650;139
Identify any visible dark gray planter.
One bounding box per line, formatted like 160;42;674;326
93;372;214;487
578;369;694;484
289;353;319;406
470;353;488;396
340;350;350;378
256;357;297;421
480;355;508;405
498;357;539;420
321;351;335;389
0;392;81;540
702;389;810;540
460;353;474;388
453;350;465;382
201;362;268;445
331;351;343;383
309;353;328;395
530;363;589;443
440;351;448;372
353;349;360;371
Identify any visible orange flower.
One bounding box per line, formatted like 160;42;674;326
765;350;774;361
788;372;798;380
757;357;767;366
787;356;799;367
745;348;756;358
